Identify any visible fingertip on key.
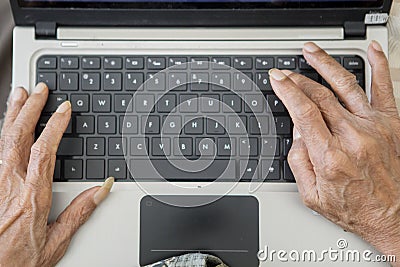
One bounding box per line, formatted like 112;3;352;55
56;101;71;114
269;68;287;81
33;82;48;94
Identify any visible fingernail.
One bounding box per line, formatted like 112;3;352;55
303;42;320;53
56;101;71;113
371;40;383;52
33;83;47;94
293;127;301;140
269;68;287;81
94;177;115;205
12;87;25;101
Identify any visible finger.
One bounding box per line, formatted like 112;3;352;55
25;101;71;217
269;68;332;158
1;87;28;136
302;42;371;116
288;127;319;210
367;40;398;116
281;70;351;131
43;178;114;266
13;83;49;138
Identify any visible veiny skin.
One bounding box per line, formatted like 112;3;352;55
0;84;113;267
270;41;400;265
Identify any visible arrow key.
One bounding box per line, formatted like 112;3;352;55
261;159;280;181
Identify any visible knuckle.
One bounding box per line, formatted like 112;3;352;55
295;102;319;120
332;73;358;89
320;148;344;176
31;140;53;156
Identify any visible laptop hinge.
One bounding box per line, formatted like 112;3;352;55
35;22;57;39
344;21;366;39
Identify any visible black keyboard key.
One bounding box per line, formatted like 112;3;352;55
87;137;105;156
343;57;363;70
57;138;83;156
255;73;273;92
162;115;181;134
44;94;68;112
283;138;293;156
82;73;101;91
195;137;215;157
184;117;203;135
147;57;166;70
249;116;268;135
86;159;105;179
114;94;133;113
277;57;296;69
228;116;247;135
233;57;252;70
130;137;149;156
152;137;171;156
223;94;242;113
211;73;231;91
239;137;259;157
261;160;280;181
71;94;89;113
60;73;79;91
284;160;295;181
125;73;144;91
82;57;101;69
60;57;79;69
267;94;286;113
146;73;166;91
179;94;198;113
274;116;291;135
76;116;95;134
129;159;235;180
354;72;365;88
93;94;111;112
109;137;125;156
217;137;235;156
200;94;220;113
104;57;122;70
207;117;225;135
108;159;127;179
104;73;122;91
240;159;259;180
36;115;50;136
174;137;192;156
190;73;209;91
64;159;83;179
135;94;154;113
126;57;144;70
169;57;188;69
37;73;57;90
299;57;312;70
169;73;187;91
98;116;116;134
157;94;176;113
120;115;138;134
261;137;279;156
212;57;231;69
38;57;57;69
244;94;264;113
190;57;209;70
233;72;253;92
255;57;274;70
142;115;160;134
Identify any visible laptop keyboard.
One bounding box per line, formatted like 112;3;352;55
35;55;364;182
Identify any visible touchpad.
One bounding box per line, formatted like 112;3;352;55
140;196;259;267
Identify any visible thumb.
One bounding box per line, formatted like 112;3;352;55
42;177;114;266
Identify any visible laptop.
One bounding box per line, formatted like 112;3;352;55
9;0;393;266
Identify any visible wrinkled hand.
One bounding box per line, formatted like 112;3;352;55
270;41;400;262
0;83;114;267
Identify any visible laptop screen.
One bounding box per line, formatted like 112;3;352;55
19;0;384;9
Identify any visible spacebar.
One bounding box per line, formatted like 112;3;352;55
57;138;83;156
130;159;236;180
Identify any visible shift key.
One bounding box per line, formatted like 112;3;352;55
57;138;83;156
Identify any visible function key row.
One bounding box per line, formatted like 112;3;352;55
37;55;364;71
